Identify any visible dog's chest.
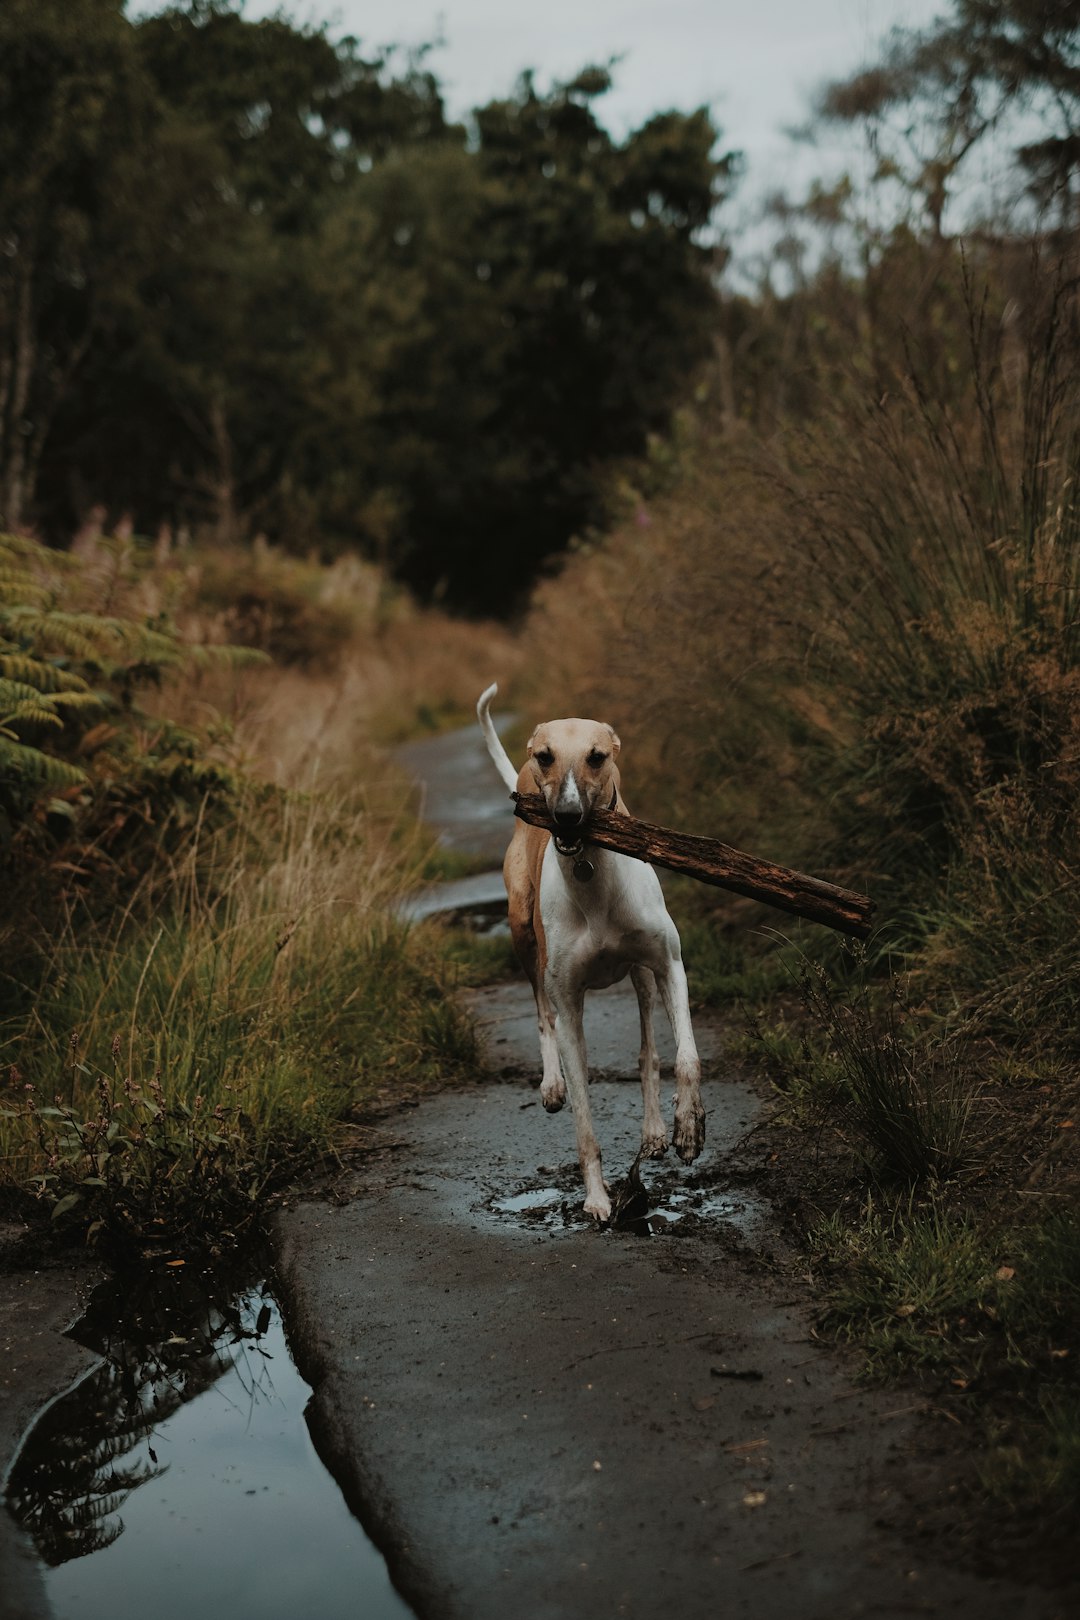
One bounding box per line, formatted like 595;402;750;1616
544;865;664;983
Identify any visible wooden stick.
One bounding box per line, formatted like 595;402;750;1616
512;793;875;940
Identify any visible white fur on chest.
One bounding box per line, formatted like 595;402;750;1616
539;844;678;988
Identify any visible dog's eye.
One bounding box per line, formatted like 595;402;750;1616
535;748;555;768
586;750;607;768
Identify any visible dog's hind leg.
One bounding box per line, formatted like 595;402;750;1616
656;958;705;1164
632;965;667;1158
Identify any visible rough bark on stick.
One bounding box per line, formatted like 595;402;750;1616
512;792;875;940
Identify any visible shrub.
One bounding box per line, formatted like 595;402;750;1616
784;257;1080;1040
797;962;973;1185
189;544;380;669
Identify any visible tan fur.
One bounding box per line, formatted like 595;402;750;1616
477;683;704;1221
505;718;624;1003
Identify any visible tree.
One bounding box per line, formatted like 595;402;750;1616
8;5;734;613
390;69;735;608
0;0;166;529
818;1;1080;235
36;1;460;544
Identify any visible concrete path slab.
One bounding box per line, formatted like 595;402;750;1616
274;983;1069;1620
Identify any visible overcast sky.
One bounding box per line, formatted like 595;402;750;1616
250;0;944;191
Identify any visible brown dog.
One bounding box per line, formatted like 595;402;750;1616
477;684;704;1221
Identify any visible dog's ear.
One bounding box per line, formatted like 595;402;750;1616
606;725;621;758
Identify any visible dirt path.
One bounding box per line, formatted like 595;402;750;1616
273;719;1069;1620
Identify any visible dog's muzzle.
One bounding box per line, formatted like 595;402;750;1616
551;784;616;872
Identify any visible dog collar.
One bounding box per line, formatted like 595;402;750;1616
553;783;617;880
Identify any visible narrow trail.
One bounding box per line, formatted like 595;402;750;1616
274;718;1066;1620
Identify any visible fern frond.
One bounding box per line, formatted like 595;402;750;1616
0;654;90;694
0;736;88;788
186;643;271;670
49;689;105;712
0;571;52;608
1;701;65;730
4;607;187;669
0;677;52;709
3;609;106;663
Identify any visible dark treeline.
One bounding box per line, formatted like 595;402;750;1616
3;1;1078;612
0;0;732;611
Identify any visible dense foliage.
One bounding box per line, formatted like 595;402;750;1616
0;0;731;611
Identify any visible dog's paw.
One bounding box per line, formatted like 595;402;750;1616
540;1077;566;1112
673;1102;706;1164
641;1129;669;1159
584;1190;613;1223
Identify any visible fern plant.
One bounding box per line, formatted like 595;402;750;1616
1;538;102;804
0;531;263;861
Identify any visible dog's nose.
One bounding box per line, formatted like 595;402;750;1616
554;808;584;830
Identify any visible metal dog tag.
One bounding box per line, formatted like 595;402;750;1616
573;857;595;883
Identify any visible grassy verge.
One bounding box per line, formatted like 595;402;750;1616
0;532;499;1264
0;788;479;1263
808;1199;1080;1559
725;948;1080;1555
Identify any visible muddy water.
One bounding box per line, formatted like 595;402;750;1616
5;1269;412;1620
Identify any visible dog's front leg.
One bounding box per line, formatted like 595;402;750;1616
536;983;566;1112
656;958;705;1164
631;965;667;1157
548;974;611;1222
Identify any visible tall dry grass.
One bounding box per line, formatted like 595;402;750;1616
523;251;1080;1042
1;532;501;1253
125;533;522;787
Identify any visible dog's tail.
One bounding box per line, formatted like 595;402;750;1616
477;683;519;794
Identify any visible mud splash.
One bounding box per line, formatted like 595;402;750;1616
487;1168;767;1238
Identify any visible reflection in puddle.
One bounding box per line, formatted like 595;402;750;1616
5;1267;412;1620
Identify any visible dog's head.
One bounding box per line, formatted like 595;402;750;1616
525;717;622;835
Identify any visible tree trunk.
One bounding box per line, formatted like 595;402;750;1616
0;263;35;529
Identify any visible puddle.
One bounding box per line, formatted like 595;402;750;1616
486;1174;767;1238
648;1186;763;1227
4;1265;412;1620
492;1186;567;1214
397;870;509;932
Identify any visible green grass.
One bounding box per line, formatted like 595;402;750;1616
798;964;973;1185
409;841;499;884
428;924;519;987
809;1200;1080;1520
0;791;479;1259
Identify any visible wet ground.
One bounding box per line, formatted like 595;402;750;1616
275;999;1067;1620
396;710;516;863
0;1255;101;1618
